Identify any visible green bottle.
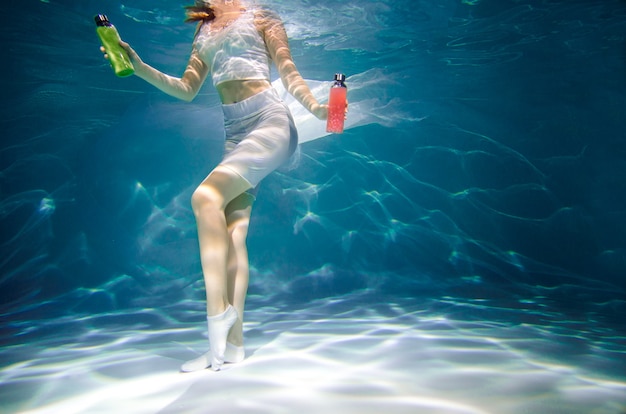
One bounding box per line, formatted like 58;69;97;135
95;14;134;77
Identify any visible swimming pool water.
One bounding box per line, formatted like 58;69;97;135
1;0;625;412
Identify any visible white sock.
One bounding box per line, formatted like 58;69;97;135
225;342;245;363
207;305;238;371
180;342;245;372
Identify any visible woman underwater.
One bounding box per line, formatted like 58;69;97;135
101;0;336;371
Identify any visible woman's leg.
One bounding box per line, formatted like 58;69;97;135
191;167;251;317
190;167;251;370
180;189;253;372
225;192;254;347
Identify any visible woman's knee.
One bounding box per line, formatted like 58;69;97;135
192;168;252;216
229;218;250;246
226;200;252;242
191;184;224;217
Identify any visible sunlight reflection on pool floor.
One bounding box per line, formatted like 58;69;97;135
2;292;625;414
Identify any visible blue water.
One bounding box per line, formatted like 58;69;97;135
1;0;625;413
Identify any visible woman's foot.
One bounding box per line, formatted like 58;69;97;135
180;342;245;372
207;305;238;371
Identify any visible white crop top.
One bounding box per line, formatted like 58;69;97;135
194;10;271;87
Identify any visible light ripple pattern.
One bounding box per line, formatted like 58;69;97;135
1;0;626;412
2;293;625;414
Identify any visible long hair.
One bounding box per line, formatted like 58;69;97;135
184;3;215;39
184;3;216;24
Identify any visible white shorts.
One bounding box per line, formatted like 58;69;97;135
219;87;298;189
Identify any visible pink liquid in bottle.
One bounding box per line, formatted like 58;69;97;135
326;73;347;134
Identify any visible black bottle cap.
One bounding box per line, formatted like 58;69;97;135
94;14;111;26
334;73;346;82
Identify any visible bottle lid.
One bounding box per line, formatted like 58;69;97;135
94;14;111;27
334;73;346;82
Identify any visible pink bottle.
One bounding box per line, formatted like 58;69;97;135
326;73;347;134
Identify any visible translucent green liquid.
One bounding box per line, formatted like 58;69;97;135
96;25;134;77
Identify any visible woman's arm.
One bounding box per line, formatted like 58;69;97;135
258;11;327;120
114;41;209;102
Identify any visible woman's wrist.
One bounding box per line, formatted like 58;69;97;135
310;103;328;120
131;60;150;78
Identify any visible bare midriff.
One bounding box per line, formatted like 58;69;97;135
217;79;272;104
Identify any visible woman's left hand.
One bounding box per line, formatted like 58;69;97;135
310;101;349;121
310;103;328;120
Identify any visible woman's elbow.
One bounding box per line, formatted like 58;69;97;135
178;86;198;102
180;93;195;102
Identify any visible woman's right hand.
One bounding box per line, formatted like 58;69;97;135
118;40;143;65
100;40;143;67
